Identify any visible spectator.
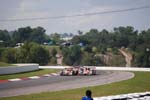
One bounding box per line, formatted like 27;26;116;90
82;90;93;100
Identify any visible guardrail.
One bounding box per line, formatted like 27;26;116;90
0;64;39;75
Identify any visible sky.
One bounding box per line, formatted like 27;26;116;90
0;0;150;34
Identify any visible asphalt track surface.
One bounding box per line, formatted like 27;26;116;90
0;71;134;97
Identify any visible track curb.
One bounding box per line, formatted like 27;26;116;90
0;73;59;83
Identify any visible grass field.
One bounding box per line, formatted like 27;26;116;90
0;71;150;100
0;62;15;67
0;69;60;80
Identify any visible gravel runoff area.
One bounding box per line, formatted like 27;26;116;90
0;71;134;97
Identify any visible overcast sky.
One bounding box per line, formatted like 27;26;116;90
0;0;149;34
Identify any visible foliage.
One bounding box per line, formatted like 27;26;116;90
81;52;101;66
49;57;57;65
0;42;50;65
71;35;81;44
1;48;17;63
136;48;150;67
18;42;50;65
30;27;48;44
0;48;6;60
29;43;50;65
49;33;63;45
0;26;150;67
0;30;11;47
135;29;150;67
70;26;150;67
62;45;102;66
0;26;50;47
62;45;82;65
51;48;57;57
15;42;34;63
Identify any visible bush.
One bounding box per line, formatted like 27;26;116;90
81;52;101;66
0;48;6;60
29;44;50;65
62;45;81;66
1;42;50;65
1;48;17;63
51;48;57;56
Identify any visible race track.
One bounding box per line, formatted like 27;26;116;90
0;71;134;97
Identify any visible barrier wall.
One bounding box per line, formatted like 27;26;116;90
39;66;150;72
39;66;71;69
0;64;39;75
95;66;150;72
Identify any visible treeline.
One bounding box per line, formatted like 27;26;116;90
72;26;150;51
62;26;150;67
0;26;149;67
0;42;50;65
0;26;55;65
0;26;50;47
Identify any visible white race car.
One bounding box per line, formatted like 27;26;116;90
60;66;96;76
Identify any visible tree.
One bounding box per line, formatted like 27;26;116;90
18;26;32;42
81;52;101;66
136;48;150;67
0;48;6;60
12;31;21;44
0;30;11;47
71;35;81;44
51;48;57;56
1;48;17;63
50;33;61;44
62;45;81;65
135;29;150;67
29;44;50;65
113;26;137;48
15;41;34;63
30;27;47;44
11;26;49;44
92;46;97;53
12;27;32;44
16;42;50;65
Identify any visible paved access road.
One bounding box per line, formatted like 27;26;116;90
0;71;134;97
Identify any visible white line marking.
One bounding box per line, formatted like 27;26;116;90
28;76;40;79
8;78;22;81
7;73;59;82
51;73;59;76
43;74;51;77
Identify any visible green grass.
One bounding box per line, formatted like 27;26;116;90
0;71;150;100
0;69;60;80
0;62;15;67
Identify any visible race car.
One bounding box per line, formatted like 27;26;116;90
60;66;96;76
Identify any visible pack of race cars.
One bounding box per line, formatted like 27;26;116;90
60;66;96;76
